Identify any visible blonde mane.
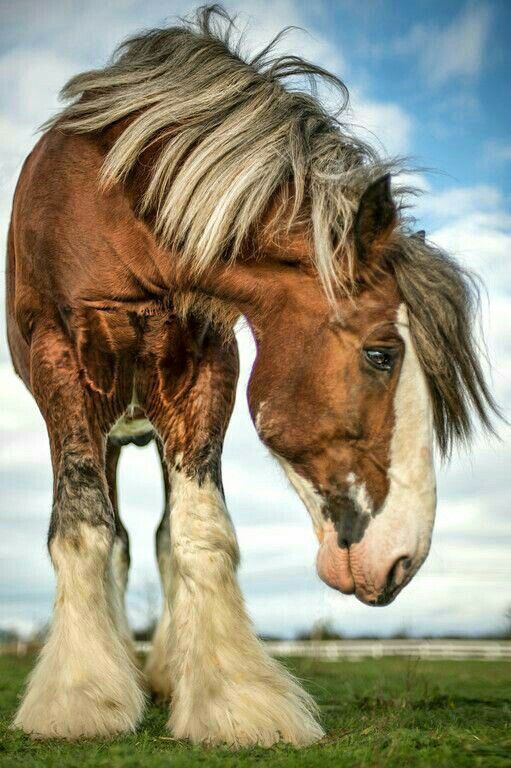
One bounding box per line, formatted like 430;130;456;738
48;4;499;455
47;4;395;304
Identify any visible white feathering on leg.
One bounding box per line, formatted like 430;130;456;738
166;471;324;747
146;507;173;701
13;524;145;739
107;536;139;668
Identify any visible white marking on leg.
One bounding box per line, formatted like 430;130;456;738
167;470;324;747
146;509;173;701
14;524;145;739
107;537;138;666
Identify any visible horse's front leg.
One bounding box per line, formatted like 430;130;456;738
105;438;139;668
145;438;173;702
150;324;324;748
13;321;145;739
165;453;323;747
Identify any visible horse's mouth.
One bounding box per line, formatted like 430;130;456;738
315;522;419;606
316;526;356;595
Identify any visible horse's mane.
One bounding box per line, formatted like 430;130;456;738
47;4;499;455
45;4;390;301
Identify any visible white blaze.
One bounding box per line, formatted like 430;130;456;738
355;303;436;570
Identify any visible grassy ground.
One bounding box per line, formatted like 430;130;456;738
0;654;509;767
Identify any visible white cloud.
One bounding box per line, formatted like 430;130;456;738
418;185;511;438
416;185;511;307
419;184;505;221
0;48;77;127
349;90;413;156
483;140;511;165
432;212;511;289
395;2;492;86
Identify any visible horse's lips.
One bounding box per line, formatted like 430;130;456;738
316;528;355;594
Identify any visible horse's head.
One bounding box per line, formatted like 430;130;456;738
234;174;496;607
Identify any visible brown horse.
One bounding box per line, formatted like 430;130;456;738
6;6;497;748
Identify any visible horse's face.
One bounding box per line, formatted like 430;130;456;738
248;177;436;606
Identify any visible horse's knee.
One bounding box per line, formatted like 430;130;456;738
50;453;113;539
48;452;115;586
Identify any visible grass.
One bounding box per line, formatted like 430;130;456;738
0;654;509;767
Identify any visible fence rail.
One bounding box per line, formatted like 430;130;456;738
262;639;511;661
3;638;510;661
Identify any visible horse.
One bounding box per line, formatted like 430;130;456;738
6;5;498;748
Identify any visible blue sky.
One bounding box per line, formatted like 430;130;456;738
337;0;511;194
1;0;510;638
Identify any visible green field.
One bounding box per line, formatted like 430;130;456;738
0;654;509;767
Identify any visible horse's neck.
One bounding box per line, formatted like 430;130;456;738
91;121;303;328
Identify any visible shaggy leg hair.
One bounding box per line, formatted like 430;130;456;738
166;467;324;748
13;455;145;739
146;501;173;701
105;441;139;668
146;440;173;701
108;533;139;669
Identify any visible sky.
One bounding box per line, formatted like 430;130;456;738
0;0;510;639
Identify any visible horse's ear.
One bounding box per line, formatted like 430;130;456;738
354;174;397;263
413;229;426;242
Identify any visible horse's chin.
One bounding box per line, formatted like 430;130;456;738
316;528;355;594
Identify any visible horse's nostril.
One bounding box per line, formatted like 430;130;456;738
386;555;412;591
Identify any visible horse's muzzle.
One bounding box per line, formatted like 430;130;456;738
316;521;417;606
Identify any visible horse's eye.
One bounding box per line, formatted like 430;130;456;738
364;348;395;372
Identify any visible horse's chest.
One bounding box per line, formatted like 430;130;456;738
71;306;202;430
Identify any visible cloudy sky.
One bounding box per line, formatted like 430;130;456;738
1;0;510;639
